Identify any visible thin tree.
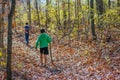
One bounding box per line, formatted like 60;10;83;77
76;0;81;40
96;0;104;40
96;0;104;15
62;0;67;36
45;0;49;29
68;0;70;24
27;0;31;26
68;0;71;45
90;0;97;40
117;0;120;16
55;0;61;27
117;0;120;6
108;0;111;9
85;0;90;40
74;0;77;18
0;1;6;48
35;0;40;27
0;9;3;48
7;0;16;80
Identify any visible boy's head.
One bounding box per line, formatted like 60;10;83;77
40;29;45;33
26;23;28;25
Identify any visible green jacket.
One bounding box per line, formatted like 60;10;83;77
35;33;52;48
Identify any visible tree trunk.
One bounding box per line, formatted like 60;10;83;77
96;0;104;40
7;0;16;80
86;0;90;40
74;0;77;18
108;0;111;9
117;0;120;7
0;14;3;48
77;0;81;40
62;0;67;36
0;1;6;48
45;0;49;29
55;0;61;27
96;0;104;15
35;0;40;27
117;0;120;16
90;0;97;40
68;0;71;45
58;0;61;26
68;0;70;23
27;0;31;26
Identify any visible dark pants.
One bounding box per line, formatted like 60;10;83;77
25;33;29;44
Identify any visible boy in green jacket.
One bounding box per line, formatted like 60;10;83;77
35;29;52;67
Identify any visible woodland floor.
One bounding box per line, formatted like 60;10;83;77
0;30;120;80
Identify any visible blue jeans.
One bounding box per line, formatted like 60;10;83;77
25;33;29;44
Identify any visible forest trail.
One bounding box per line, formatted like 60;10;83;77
2;30;120;80
11;31;66;80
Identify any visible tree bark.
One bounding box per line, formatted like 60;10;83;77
35;0;40;27
68;0;71;45
0;1;6;48
7;0;16;80
74;0;77;18
0;14;3;48
55;0;61;27
108;0;111;9
117;0;120;7
96;0;104;15
45;0;49;29
96;0;104;39
77;0;81;40
62;0;67;36
90;0;97;40
58;0;61;26
27;0;31;26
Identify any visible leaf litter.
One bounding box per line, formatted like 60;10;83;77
0;32;120;80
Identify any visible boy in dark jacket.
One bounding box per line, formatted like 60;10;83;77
24;23;30;45
35;29;52;66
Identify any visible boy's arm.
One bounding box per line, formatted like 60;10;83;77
35;35;40;49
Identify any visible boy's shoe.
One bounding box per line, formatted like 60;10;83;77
26;43;28;46
40;64;47;68
40;63;44;67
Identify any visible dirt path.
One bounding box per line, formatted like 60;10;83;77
4;32;120;80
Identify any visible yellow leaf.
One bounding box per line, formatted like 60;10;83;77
84;50;89;55
17;63;22;69
0;51;2;57
100;42;105;47
1;61;6;66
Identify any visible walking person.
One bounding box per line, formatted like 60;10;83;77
24;22;31;45
35;29;52;67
